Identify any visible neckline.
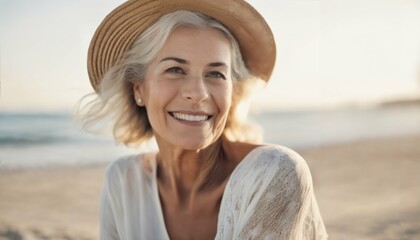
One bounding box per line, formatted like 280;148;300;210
149;145;269;238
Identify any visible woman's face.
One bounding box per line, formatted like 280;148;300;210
134;27;233;150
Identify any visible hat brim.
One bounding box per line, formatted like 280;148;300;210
88;0;276;92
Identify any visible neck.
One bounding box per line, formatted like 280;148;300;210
156;140;223;206
156;150;201;197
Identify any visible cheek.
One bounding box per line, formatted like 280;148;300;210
215;85;233;115
142;83;168;126
143;78;172;105
212;87;232;137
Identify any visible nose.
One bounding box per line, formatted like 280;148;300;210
181;75;209;104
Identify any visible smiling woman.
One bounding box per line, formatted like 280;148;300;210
132;27;233;151
78;0;327;239
80;10;257;146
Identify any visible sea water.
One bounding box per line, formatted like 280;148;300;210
0;112;143;169
253;105;420;149
1;105;420;169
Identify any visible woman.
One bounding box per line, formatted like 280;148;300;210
82;0;327;239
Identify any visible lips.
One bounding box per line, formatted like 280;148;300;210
169;112;212;122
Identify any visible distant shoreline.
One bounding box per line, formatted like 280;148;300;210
379;97;420;107
2;95;420;114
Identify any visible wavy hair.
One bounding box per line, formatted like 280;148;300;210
78;11;263;147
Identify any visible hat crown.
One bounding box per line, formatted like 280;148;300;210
88;0;276;92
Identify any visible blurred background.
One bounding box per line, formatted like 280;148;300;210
0;0;419;239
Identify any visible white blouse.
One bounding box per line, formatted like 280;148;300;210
99;145;328;239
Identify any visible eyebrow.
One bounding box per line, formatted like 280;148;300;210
160;57;228;68
160;57;188;64
208;62;227;68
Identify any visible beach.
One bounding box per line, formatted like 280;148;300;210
303;134;420;240
1;134;419;239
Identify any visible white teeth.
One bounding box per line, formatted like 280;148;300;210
172;112;209;122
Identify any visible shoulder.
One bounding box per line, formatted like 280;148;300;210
219;146;325;239
238;145;310;176
104;154;139;177
104;152;155;185
229;145;313;191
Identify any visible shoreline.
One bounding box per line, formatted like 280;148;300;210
1;134;419;239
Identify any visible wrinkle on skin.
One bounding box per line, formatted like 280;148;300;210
133;26;233;203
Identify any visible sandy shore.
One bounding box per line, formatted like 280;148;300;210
1;134;419;239
301;134;420;240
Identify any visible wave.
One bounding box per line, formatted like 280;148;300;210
0;112;103;146
0;135;75;146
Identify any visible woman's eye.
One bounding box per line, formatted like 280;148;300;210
206;71;226;80
166;67;184;74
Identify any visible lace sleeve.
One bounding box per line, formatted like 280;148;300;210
216;146;328;240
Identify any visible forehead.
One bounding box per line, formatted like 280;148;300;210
155;26;232;64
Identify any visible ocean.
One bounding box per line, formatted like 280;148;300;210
1;105;420;169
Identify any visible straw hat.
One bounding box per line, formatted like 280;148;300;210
88;0;276;92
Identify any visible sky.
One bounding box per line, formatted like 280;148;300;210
0;0;419;112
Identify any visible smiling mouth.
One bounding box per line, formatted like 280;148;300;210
169;112;212;122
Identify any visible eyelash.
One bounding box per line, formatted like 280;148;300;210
166;67;184;74
165;67;226;80
206;71;226;80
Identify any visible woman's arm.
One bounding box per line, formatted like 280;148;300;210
216;146;328;240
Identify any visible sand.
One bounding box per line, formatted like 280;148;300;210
0;165;104;240
301;134;420;240
1;134;419;240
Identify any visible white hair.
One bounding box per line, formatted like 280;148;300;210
78;10;262;146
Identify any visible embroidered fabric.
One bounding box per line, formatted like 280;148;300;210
215;146;328;239
99;145;327;240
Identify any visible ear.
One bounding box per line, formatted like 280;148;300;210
132;82;144;106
